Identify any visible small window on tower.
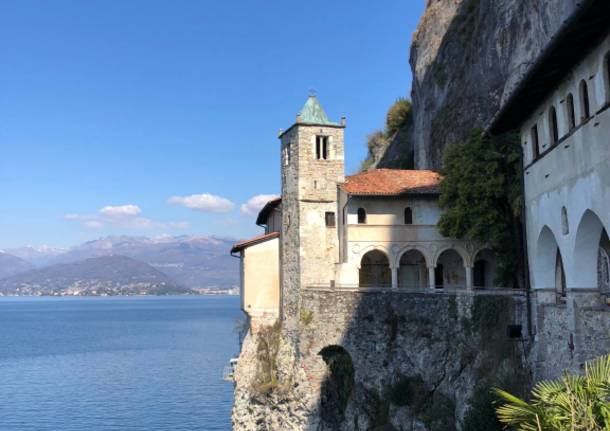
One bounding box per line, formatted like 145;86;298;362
316;136;329;160
284;142;291;166
325;212;336;227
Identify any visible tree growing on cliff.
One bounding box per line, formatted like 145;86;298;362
493;354;610;430
438;129;523;287
359;98;414;172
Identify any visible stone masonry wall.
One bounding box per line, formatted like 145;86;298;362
233;290;531;431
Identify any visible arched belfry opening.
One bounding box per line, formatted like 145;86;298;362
398;250;427;289
435;249;466;289
359;250;391;288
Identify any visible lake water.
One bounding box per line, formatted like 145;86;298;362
0;296;241;431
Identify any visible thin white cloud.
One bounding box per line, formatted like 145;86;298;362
100;204;141;217
64;205;189;231
84;220;104;230
168;193;234;213
240;194;280;216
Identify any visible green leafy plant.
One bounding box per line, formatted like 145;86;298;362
252;321;283;395
494;354;610;430
438;129;523;287
299;308;313;326
359;98;413;172
386;98;412;137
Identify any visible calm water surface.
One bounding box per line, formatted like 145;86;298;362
0;296;240;431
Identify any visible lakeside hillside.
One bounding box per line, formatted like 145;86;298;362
6;235;239;290
0;252;34;279
0;255;190;296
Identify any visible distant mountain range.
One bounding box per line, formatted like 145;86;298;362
0;255;189;296
0;235;240;295
0;252;34;279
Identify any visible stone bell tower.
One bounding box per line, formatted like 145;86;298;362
278;95;345;327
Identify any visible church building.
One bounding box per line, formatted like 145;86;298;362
233;95;501;322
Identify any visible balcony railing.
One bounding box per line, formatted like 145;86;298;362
306;283;526;296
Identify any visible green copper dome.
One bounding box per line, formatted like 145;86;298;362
298;95;339;126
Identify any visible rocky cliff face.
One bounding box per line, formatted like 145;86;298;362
390;0;581;170
232;292;531;431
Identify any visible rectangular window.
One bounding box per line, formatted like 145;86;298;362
283;142;291;166
531;124;540;160
316;136;329;160
325;212;336;227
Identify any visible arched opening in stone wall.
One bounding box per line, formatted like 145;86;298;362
398;250;428;289
573;210;607;291
359;250;391;288
436;249;466;289
318;345;355;426
535;226;565;302
473;248;498;288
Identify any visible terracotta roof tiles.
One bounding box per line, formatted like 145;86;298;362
341;169;441;196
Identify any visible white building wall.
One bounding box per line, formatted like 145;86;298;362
334;195;489;289
517;32;610;376
520;34;610;294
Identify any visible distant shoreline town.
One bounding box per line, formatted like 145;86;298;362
0;235;240;297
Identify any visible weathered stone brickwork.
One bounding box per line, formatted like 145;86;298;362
232;289;531;430
279;121;345;335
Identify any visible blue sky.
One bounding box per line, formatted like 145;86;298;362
0;0;424;249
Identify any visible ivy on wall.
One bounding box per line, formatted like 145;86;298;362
438;129;523;287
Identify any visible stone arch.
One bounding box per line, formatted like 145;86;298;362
434;248;467;289
356;245;391;269
359;249;391;287
534;226;565;292
397;248;429;289
433;246;469;267
394;245;431;269
573;210;607;289
472;248;499;288
318;345;355;426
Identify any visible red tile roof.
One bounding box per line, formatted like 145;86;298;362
256;197;282;226
230;232;280;254
341;169;441;196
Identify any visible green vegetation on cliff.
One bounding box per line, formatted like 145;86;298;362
360;98;414;171
438;130;524;287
